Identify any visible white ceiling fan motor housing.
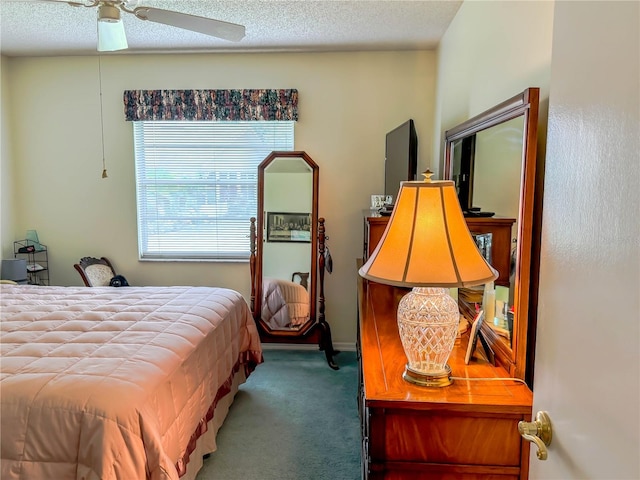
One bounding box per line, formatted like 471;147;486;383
98;4;121;23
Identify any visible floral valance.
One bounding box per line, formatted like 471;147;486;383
123;89;298;122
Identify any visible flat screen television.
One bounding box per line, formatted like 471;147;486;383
384;119;418;203
450;135;476;213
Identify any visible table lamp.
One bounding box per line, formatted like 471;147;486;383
358;174;497;387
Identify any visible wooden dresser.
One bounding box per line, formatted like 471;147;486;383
357;274;533;480
362;210;391;259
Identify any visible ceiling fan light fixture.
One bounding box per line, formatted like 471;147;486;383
98;4;121;23
97;4;128;51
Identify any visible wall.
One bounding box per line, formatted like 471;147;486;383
433;0;554;175
3;50;436;346
0;55;16;260
532;1;639;477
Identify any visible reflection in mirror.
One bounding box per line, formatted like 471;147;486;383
250;151;338;369
262;158;314;331
472;116;524;220
475;117;525;344
454;116;525;343
444;88;540;383
450;117;524;218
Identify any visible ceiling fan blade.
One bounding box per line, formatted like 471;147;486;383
133;7;245;42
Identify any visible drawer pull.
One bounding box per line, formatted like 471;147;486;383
518;411;552;460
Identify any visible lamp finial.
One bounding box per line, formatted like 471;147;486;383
422;169;434;182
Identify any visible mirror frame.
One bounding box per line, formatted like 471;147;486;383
444;87;540;381
253;151;320;339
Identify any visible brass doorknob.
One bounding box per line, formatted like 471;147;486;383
518;411;552;460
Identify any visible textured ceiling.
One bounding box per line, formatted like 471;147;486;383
0;0;463;57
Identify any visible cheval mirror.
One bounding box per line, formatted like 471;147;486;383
444;87;541;385
250;151;339;369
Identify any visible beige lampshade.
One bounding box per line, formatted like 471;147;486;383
359;180;497;288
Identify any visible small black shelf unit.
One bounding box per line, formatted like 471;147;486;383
14;239;49;286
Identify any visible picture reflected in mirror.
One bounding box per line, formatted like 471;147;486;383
266;212;311;242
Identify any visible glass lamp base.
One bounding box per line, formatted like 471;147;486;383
396;287;459;388
402;364;453;387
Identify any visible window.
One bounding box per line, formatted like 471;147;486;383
133;121;294;261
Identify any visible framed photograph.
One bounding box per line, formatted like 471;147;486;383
465;309;485;364
472;232;493;265
266;212;312;243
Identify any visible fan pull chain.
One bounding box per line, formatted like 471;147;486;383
98;56;108;179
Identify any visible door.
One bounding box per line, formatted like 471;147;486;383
531;2;639;478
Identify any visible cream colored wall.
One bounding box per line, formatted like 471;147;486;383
532;1;639;476
0;55;16;260
433;0;554;176
3;50;436;345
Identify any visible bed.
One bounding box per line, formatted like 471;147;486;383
0;284;263;480
261;277;310;330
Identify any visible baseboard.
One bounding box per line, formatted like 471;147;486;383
261;342;356;352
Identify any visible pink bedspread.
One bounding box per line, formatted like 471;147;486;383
261;278;310;330
0;285;262;480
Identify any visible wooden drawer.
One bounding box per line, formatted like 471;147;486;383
372;466;520;480
371;410;523;466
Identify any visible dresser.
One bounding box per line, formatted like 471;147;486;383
362;210;392;260
363;212;516;286
357;274;533;479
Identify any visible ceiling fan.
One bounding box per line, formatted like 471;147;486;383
33;0;246;51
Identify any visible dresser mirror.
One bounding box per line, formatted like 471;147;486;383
444;87;540;382
250;151;338;369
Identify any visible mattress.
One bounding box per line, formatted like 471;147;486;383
0;285;263;480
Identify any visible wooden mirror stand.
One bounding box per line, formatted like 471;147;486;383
249;151;339;369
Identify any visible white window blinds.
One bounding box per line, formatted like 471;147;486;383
133;121;294;260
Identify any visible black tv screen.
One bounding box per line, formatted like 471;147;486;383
384;119;417;203
450;135;476;212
